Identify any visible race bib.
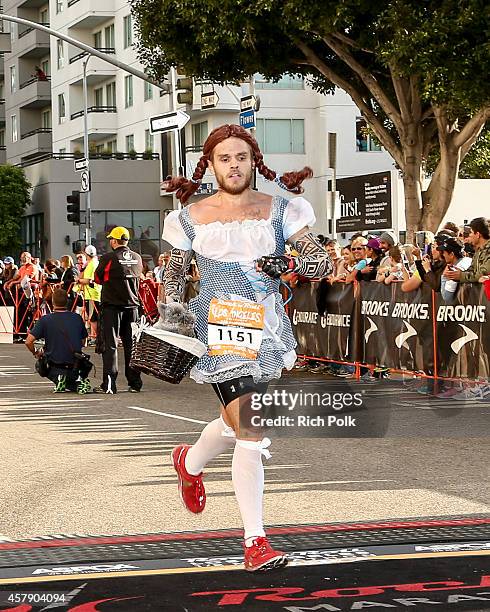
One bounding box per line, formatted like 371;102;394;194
208;298;265;359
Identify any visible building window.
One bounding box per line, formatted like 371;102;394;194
92;210;161;259
192;121;208;147
42;109;51;129
107;139;117;153
124;75;133;108
57;40;64;69
39;8;49;25
56;0;63;14
144;81;153;101
94;87;103;107
21;214;44;259
11;115;18;143
0;130;5;147
356;117;381;152
145;129;154;152
93;31;102;49
9;66;16;93
58;93;65;123
105;24;115;49
41;59;50;77
125;134;134;152
123;15;133;48
95;144;104;154
106;82;116;108
255;118;305;154
255;74;304;90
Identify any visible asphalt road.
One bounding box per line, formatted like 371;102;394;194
0;344;488;541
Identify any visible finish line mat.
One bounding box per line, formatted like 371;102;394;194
0;517;489;611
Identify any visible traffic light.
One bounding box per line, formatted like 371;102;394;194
176;76;193;105
66;190;81;225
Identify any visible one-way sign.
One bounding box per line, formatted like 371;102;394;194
74;158;88;173
201;91;219;110
150;110;190;134
240;95;257;111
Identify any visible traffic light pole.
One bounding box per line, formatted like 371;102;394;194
169;67;182;210
83;56;91;246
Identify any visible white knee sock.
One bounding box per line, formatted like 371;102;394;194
184;417;236;476
232;438;271;544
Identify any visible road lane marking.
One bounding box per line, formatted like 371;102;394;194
127;405;208;424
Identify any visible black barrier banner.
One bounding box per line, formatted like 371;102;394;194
436;284;490;379
289;281;489;378
289;282;355;360
359;282;434;373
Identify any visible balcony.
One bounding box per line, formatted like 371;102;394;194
67;54;117;86
0;99;5;125
66;0;115;29
16;25;50;59
69;106;118;140
20;127;52;158
18;76;51;109
0;146;5;165
69;48;115;65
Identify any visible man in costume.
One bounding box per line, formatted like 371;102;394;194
162;124;331;571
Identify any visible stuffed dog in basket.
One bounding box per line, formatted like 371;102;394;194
153;302;196;337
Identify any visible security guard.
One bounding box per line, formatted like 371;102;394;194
94;226;143;394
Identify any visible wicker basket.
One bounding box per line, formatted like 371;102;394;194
131;330;200;384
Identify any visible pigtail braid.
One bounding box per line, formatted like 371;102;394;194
254;153;277;182
162;154;208;204
277;167;314;194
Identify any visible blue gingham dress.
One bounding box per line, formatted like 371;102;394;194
165;196;307;384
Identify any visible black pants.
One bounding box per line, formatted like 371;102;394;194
100;305;142;392
47;365;79;391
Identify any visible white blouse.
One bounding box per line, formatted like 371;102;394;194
162;196;316;261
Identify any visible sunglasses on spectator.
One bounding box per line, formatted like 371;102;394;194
351;247;365;251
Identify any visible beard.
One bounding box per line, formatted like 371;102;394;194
215;166;253;195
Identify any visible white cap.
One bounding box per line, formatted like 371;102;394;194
85;245;97;257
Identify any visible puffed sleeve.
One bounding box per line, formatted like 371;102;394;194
161;210;193;251
282;197;317;240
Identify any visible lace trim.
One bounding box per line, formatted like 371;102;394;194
190;362;285;385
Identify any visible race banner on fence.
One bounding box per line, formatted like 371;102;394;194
436;284;489;379
289;281;355;361
359;282;434;373
288;281;489;379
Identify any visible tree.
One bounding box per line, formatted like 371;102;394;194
131;0;490;237
0;165;31;256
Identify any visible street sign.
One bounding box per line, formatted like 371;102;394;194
149;110;190;134
240;95;257;111
74;157;88;173
201;91;219;110
239;109;256;129
80;170;91;193
196;182;214;195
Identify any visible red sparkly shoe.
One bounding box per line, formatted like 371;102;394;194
171;444;206;514
243;537;288;572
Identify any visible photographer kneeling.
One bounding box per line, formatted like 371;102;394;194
25;288;91;394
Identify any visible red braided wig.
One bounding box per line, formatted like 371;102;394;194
162;124;313;204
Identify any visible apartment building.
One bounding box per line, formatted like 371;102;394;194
1;0;396;259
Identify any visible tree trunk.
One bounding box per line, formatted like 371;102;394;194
421;145;461;232
401;136;424;243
